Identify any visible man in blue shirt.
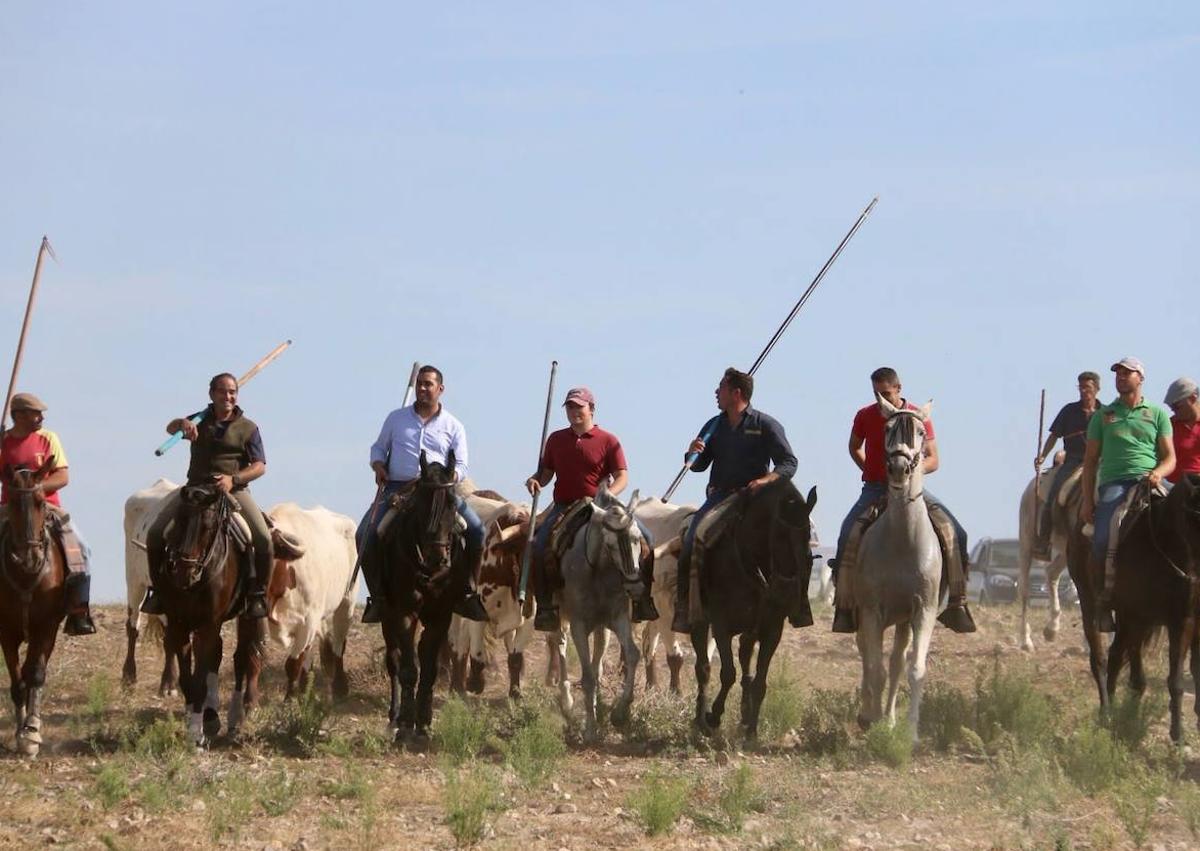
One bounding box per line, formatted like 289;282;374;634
672;367;798;633
357;365;487;623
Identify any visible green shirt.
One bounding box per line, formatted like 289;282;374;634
1086;397;1172;486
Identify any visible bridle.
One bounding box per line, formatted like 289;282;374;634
3;473;52;581
584;506;638;581
885;409;926;502
413;478;457;573
167;485;235;589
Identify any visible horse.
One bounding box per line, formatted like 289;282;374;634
0;458;68;756
854;398;941;735
366;450;463;740
689;478;817;740
1104;475;1200;742
548;487;645;741
1015;459;1081;651
156;483;265;746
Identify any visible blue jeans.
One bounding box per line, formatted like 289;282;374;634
834;483;968;565
356;482;485;553
924;490;969;565
1093;479;1139;560
1037;457;1082;546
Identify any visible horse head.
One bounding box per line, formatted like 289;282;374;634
2;455;56;573
410;449;458;577
586;496;641;581
878;395;932;489
165;482;233;588
1168;473;1200;565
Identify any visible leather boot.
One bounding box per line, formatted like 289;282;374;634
788;592;814;629
140;587;167;615
671;552;691;634
630;586;660;623
453;541;488;622
63;574;97;636
937;597;978;634
831;606;857;633
532;551;560;631
361;597;383;624
245;551;272;619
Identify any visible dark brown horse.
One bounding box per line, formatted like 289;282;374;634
691;480;817;739
156;484;264;746
0;457;67;756
363;451;462;741
1105;475;1200;742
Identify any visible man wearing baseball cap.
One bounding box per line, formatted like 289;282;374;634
525;386;658;631
0;393;96;635
1165;377;1200;486
1081;357;1175;631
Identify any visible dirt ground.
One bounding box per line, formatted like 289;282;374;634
0;601;1198;850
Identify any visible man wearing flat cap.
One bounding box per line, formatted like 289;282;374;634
1081;357;1175;631
525;386;658;631
0;393;96;635
1165;377;1200;486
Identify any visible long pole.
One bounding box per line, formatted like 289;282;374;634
2;237;55;438
518;360;559;603
344;359;425;599
1033;388;1046;537
661;197;878;502
154;339;293;456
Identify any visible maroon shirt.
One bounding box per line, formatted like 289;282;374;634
541;426;628;504
852;401;936;484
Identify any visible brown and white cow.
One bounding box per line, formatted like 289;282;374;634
123;478;181;696
446;487;531;697
265;503;358;700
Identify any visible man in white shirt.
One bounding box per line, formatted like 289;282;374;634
357;365;487;623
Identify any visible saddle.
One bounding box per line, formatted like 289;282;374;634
1056;465;1084;508
531;499;593;591
162;486;255;596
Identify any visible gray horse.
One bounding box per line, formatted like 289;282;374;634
854;397;941;735
1015;461;1079;651
549;487;643;741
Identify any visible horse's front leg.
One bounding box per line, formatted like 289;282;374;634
1017;545;1035;652
885;620;912;725
415;611;452;738
1167;624;1185;744
1043;552;1067;642
906;604;937;738
570;619;598;741
691;623;712;731
610;614;640;728
229;616;264;736
856;611;885;730
122;610;140;687
190;628;222;742
394;616;419;736
705;631;737;732
737;635;756;728
2;636;26;747
745;619;784;740
159;624;180;698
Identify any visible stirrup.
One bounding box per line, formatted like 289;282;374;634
454;592;488;623
631;594;660;623
361;597;382;624
937;602;977;634
140;589;166;615
533;605;560;632
64;612;97;636
245;592;269;619
670;606;691;635
831;606;857;633
788;596;814;629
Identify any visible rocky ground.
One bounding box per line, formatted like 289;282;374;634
0;601;1198;850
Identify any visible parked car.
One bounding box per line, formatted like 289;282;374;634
967;537;1078;606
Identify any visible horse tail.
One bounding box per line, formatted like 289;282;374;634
1135;623;1164;657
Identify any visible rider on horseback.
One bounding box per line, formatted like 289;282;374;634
1082;357;1175;633
1165;377;1200;487
141;373;275;619
671;367;799;634
1032;371;1100;560
0;393;95;635
357;365;488;624
525;386;659;632
830;367;975;634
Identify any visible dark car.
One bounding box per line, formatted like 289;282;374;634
968;537;1078;606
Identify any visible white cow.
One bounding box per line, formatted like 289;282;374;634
265;503;358;699
122;478;179;696
446;487;533;698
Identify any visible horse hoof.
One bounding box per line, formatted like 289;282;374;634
508;687;522;701
611;704;631;728
856;714;872;732
202;709;221;738
17;738;40;757
1043;625;1058;642
704;711;722;730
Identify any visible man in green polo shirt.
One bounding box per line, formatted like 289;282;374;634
1080;356;1175;632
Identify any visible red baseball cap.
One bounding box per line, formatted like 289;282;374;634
563;387;595;407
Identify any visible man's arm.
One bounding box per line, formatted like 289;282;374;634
688;417;720;472
448;421;469;483
1148;435;1176;487
922;438;940;474
369;413;394;483
608;468;629;496
848;431;866;472
1036;433;1059;468
41;467;69;497
1080;438;1102;522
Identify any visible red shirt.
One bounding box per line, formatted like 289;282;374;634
1169;416;1200;484
0;428;68;507
541;425;628;504
852;401;936;484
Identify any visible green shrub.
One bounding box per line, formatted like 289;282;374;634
128;716;190;761
622;690;692;750
1111;769;1163;848
918;681;973;752
443;765;504;846
85;673;115;723
627;770;691;836
93;763;130;810
974;661;1055;749
258;769;303;817
497;702;566;788
718;763;764;831
1103;691;1166;750
434;696;492;765
988;742;1065;822
267;684;330;756
321;765;372;801
796;688;854;758
134;752;190;813
206;771;255;841
1060;722;1129;797
865;720;912;769
755;664;805;743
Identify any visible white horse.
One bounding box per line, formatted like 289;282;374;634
1015;459;1077;651
854;398;941;735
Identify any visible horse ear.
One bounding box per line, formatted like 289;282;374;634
624;489;639;513
595;481;611;507
806;486;818;512
876;392;898;416
446;449;456;474
419;450;428;476
919;400;933;420
35;455;57;480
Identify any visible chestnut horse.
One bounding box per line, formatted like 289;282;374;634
0;458;67;756
156;484;264;746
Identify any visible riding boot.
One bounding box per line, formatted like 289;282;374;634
830;555;857;632
671;551;692;634
1093;555;1116;633
533;551;560;632
245;551;273;619
936;597;978;634
141;550;167;615
630;550;660;623
452;541;488;622
787;580;814;629
63;574;97;636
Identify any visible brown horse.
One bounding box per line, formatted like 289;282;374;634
155;484;264;746
0;457;67;756
1105;475;1200;743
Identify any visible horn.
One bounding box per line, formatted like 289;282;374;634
625;489;640;513
499;524;523;544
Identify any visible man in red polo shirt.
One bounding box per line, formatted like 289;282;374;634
830;367;975;634
0;392;95;635
1165;377;1200;485
525;386;658;631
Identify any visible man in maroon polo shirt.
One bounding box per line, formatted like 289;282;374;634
525;386;659;631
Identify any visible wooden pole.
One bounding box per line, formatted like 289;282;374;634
1033;388;1046;537
518;360;560;603
2;237;55;436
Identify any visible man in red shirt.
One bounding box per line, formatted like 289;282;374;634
525;387;657;631
830;367;975;634
1165;377;1200;485
0;393;95;635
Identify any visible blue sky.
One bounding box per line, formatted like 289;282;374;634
2;3;1196;601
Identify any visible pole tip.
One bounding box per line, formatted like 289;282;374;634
154;449;165;457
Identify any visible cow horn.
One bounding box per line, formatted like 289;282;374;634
498;523;523;544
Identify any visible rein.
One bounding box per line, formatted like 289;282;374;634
168;492;235;589
1143;483;1193;581
885;409;925;502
